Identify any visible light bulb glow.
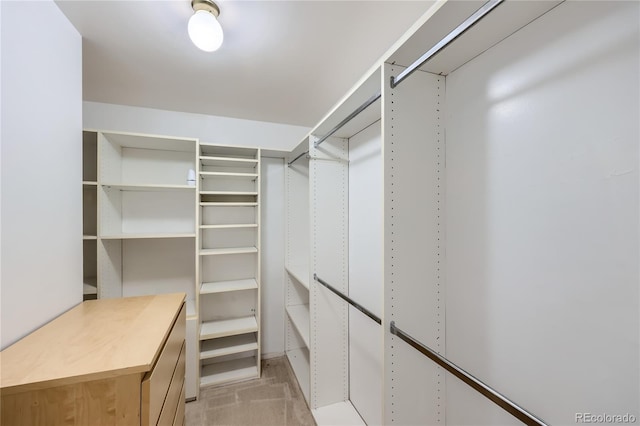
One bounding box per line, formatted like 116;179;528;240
188;9;223;52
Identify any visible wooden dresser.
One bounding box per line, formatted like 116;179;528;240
0;293;186;425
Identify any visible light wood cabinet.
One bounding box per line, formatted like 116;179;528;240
0;293;186;426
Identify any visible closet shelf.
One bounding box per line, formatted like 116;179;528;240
200;279;258;294
285;264;310;290
200;224;258;229
200;156;258;168
200;357;259;387
101;233;196;240
102;183;196;192
83;235;97;240
200;202;258;207
286;305;310;348
199;191;258;196
200;335;258;360
82;181;98;186
312;401;366;426
200;316;258;340
83;278;97;295
200;171;258;179
199;247;258;256
286;348;310;403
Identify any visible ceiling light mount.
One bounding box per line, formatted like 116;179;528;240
188;0;223;52
191;0;219;18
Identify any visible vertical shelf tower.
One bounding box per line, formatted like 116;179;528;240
197;144;262;389
82;131;98;301
284;139;311;403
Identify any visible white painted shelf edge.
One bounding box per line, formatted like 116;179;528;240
286;305;310;348
285;264;310;290
200;202;258;207
101;233;196;240
312;401;366;426
199;247;258;256
200;279;258;294
286;348;310;403
199;156;258;164
200;171;258;178
82;181;98;186
200;357;259;387
102;183;196;191
200;224;258;229
199;191;258;195
83;235;98;240
200;334;258;360
200;316;258;340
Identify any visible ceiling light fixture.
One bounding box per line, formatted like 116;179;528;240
188;0;223;52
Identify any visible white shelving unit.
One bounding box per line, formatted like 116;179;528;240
279;1;638;425
95;131;197;305
82;131;98;301
197;144;261;392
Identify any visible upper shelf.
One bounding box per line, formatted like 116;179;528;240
200;156;258;168
200;171;258;179
102;183;196;192
102;132;196;153
386;0;562;76
286;264;310;291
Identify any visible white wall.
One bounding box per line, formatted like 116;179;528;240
1;0;82;349
84;101;309;152
445;1;639;424
261;157;285;358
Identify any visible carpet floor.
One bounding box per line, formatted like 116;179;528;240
185;356;316;426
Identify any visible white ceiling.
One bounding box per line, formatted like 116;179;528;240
56;0;433;127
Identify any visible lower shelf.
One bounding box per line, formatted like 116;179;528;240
286;348;309;403
200;334;258;360
312;401;366;426
200;357;259;387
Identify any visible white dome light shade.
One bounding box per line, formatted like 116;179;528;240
188;9;223;52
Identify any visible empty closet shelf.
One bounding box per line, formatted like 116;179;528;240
200;357;258;387
200;335;258;360
286;348;310;403
199;156;258;167
102;183;196;191
200;171;258;179
101;233;196;239
286;305;310;348
199;247;258;256
199;191;258;196
200;316;258;340
200;202;258;207
285;264;310;290
200;224;258;229
200;279;258;294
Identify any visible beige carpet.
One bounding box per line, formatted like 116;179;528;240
186;357;316;426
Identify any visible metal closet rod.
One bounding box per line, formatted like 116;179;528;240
313;274;381;325
390;0;505;88
389;321;549;426
287;150;309;166
314;92;382;148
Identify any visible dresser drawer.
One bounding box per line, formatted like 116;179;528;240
158;341;185;426
142;303;186;425
173;381;186;426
